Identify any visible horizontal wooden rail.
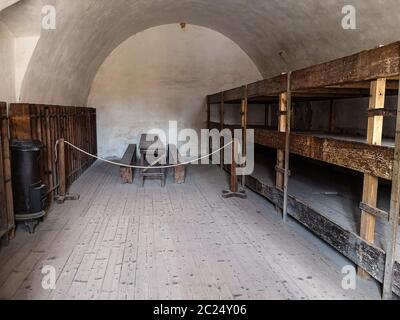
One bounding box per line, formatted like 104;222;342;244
291;42;400;90
254;129;393;180
208;42;400;104
210;122;394;180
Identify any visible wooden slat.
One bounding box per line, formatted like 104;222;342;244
8;104;97;205
359;203;389;220
247;74;288;98
208;93;222;104
291;42;400;90
0;102;14;239
0;105;8;238
254;130;393;180
223;87;243;102
383;79;400;299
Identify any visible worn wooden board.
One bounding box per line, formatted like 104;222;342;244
0;102;14;240
120;144;136;184
247;74;288;98
291;42;400;90
253;129;394;180
174;165;186;184
243;171;400;296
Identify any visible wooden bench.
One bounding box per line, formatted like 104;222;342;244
120;144;137;184
174;164;186;184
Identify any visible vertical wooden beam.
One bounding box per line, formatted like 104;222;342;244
305;102;313;131
359;78;386;278
207;98;211;130
283;73;292;223
329;100;335;133
230;138;238;193
241;85;248;187
382;79;400;299
59;138;66;197
276;93;287;193
264;104;268;128
0;132;7;236
45;107;54;198
220;93;225;168
1;105;14;239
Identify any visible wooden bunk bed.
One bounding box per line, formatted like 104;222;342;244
206;42;400;299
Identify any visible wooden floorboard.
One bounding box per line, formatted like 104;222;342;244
0;162;382;300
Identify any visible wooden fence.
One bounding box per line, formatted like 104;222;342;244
0;102;14;240
9;103;97;202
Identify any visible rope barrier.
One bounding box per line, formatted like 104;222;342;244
55;139;234;170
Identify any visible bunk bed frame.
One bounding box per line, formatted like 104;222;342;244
206;41;400;299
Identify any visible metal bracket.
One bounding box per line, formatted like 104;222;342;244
222;189;247;199
275;166;291;176
55;193;80;204
367;108;397;118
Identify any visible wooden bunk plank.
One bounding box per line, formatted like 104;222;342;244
247;74;288;98
253;130;393;180
291;42;400;90
208;93;221;104
243;173;400;296
223;87;243;102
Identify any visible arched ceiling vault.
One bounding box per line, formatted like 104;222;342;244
1;0;400;106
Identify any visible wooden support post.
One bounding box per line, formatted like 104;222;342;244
264;104;268;128
56;138;79;204
231;140;238;193
222;138;246;199
207;98;211;130
276;93;287;215
359;78;386;278
59;138;66;197
220;93;225;169
241;85;248;188
283;73;292;223
382;79;400;299
329;100;335;133
305;102;312;132
1;105;15;239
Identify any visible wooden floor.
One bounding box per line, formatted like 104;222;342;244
0;162;382;300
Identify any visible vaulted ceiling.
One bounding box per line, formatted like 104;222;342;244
1;0;400;105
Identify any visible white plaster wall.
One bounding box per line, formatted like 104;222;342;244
0;21;15;102
88;25;262;158
14;36;39;100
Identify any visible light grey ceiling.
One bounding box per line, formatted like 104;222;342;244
1;0;400;105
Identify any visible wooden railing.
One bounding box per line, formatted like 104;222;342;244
0;102;14;240
9;103;97;202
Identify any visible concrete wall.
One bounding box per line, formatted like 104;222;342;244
0;21;15;102
87;24;262;158
5;0;398;107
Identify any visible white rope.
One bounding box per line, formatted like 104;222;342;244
55;139;233;170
